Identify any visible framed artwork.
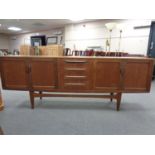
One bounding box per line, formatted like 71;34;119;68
24;38;31;45
31;35;47;46
47;36;58;45
31;38;42;46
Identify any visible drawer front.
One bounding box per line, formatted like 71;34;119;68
63;82;89;91
64;76;88;84
59;59;93;91
63;59;89;68
64;68;87;76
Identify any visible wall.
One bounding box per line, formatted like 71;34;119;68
8;19;152;55
65;19;151;55
9;28;64;52
0;34;9;49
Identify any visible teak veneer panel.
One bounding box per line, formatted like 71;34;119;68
93;61;121;90
123;62;151;92
0;60;29;90
30;59;58;91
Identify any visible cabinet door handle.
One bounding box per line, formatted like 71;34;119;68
65;60;88;63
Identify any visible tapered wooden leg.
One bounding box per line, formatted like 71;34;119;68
39;91;42;100
29;91;34;109
116;93;122;111
0;126;4;135
110;93;113;102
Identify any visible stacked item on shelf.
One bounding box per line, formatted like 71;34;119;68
0;49;9;56
39;46;47;55
20;45;34;55
105;52;129;57
95;51;106;56
45;45;63;56
73;50;95;56
127;54;145;57
64;49;95;56
12;49;20;55
63;48;129;57
20;45;63;56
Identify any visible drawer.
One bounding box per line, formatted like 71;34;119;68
63;59;89;68
64;77;88;83
58;59;93;91
63;73;89;90
64;68;88;76
63;82;89;90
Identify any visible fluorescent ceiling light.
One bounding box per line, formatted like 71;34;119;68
0;24;1;26
8;27;22;31
35;33;40;35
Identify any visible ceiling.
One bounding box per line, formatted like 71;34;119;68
0;19;99;35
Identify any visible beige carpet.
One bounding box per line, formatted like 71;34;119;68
0;81;155;135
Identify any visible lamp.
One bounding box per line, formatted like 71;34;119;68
105;22;116;51
117;24;125;52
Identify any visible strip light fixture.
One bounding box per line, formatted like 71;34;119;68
8;27;22;31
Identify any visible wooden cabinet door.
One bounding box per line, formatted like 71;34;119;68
0;60;28;90
93;60;121;91
30;59;57;91
123;61;153;92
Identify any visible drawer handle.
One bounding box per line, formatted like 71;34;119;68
65;68;86;71
65;60;88;63
65;83;86;86
65;76;86;78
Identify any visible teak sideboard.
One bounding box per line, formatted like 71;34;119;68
0;56;154;111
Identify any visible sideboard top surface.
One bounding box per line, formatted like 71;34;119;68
0;55;154;61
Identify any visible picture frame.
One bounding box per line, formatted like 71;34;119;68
47;36;58;45
31;35;47;46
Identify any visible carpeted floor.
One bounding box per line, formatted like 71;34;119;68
0;81;155;135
